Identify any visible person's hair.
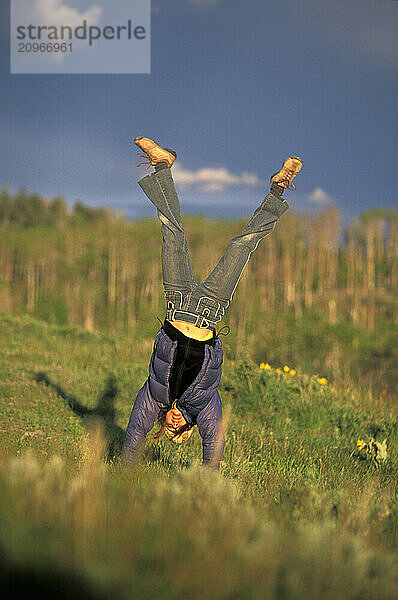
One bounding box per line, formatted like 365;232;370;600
154;415;193;442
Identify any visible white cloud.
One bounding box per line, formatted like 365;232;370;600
35;0;102;28
172;163;261;193
303;187;334;206
17;0;102;64
286;187;336;214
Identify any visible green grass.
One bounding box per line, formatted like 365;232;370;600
1;311;397;599
2;214;398;391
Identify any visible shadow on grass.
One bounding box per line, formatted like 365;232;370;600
33;371;125;461
0;546;111;599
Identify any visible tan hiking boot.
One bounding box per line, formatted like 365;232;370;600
134;136;177;168
270;156;303;190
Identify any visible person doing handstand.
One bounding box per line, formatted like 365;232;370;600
122;137;302;468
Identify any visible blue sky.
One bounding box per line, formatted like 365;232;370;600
1;0;397;220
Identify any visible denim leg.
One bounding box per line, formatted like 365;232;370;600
138;169;198;294
193;192;289;309
138;169;289;329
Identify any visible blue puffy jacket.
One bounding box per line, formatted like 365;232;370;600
123;325;225;466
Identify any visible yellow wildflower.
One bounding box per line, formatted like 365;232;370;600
357;439;364;450
283;365;290;373
289;369;296;376
275;368;282;374
318;377;327;385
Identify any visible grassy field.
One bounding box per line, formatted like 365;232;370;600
2;204;398;392
1;311;397;599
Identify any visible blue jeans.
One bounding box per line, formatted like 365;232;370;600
138;168;289;329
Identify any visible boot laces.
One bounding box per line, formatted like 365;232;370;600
286;169;296;190
136;151;152;169
278;168;296;190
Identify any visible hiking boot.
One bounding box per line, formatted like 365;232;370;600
270;156;303;190
134;136;177;168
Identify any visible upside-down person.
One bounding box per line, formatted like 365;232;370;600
122;137;302;469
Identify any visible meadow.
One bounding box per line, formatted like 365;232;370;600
0;311;397;599
1;188;398;389
0;192;397;598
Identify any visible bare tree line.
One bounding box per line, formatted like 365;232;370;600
0;207;397;336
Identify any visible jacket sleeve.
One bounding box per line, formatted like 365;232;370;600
196;392;225;469
122;381;160;465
